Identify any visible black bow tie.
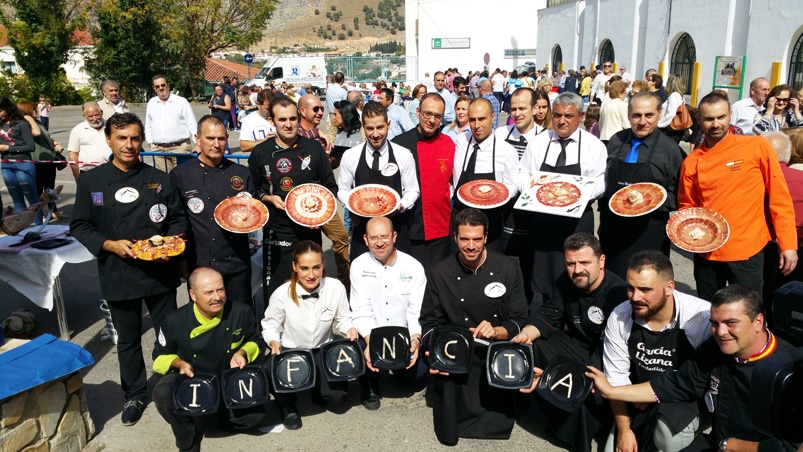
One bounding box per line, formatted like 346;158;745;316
301;293;319;300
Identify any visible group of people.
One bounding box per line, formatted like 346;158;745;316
49;61;802;452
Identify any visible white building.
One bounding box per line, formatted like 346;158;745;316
536;0;803;104
405;0;547;81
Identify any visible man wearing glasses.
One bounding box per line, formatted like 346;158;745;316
145;74;197;172
392;93;455;264
589;61;614;106
350;216;426;411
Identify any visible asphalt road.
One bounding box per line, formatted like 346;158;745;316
0;102;699;451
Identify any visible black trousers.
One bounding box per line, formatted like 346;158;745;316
107;290;177;401
153;373;266;451
222;268;254;314
693;249;764;301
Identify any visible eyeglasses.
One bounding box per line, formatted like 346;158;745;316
419;109;444;121
153;84;167;89
312;106;324;113
603;65;612;68
367;235;392;244
775;98;790;103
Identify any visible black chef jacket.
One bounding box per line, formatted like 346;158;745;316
247;136;337;238
153;301;263;376
651;333;799;451
530;269;627;348
71;161;186;301
171;157;255;276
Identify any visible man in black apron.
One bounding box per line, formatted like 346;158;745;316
598;92;685;278
517;92;608;309
336;101;420;260
586;284;800;452
601;250;711;452
452;98;519;251
513;233;626;451
495;88;548;300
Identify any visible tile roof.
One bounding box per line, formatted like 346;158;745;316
204;58;255;83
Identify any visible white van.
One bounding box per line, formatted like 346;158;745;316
245;56;328;95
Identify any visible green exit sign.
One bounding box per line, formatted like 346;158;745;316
433;38;442;48
431;38;470;49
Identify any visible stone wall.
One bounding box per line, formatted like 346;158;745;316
0;372;95;452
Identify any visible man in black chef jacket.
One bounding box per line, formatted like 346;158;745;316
152;267;264;451
587;284;800;452
247;97;338;307
419;208;528;446
71;113;186;426
171;116;256;310
597;92;684;278
513;232;626;451
601;250;711;452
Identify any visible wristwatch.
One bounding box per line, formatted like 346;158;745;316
718;438;729;452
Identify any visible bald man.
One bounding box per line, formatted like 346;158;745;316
350;217;426;410
479;79;501;129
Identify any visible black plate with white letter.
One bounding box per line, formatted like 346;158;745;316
368;326;411;371
270;349;316;393
320;339;366;382
427;326;474;374
535;356;593;412
486;342;534;390
172;373;219;416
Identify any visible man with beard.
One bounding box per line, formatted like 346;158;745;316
420;208;527;446
513;232;626;451
601;250;710;452
392;93;455;264
586;284;800;452
68;101;111;181
679;91;797;300
337;101;419;258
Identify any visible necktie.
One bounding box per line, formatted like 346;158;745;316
301;293;319;300
465;143;481;172
555;138;570;167
625;139;643;163
372;150;381;171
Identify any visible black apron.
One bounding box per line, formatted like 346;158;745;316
452;137;506;251
502;126;544;300
598;143;671;279
351;141;410;259
531;133;595;298
625;317;698;447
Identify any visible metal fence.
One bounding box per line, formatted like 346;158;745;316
325;55;417;84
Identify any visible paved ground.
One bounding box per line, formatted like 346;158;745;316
0;103;699;451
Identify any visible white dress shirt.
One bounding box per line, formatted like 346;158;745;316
350;250;426;338
602;291;712;387
518;128;607;199
336;140;420;211
261;277;355;349
494;123;546;159
67;120;111;171
731;97;762;136
453;133;519;201
145;94;197;145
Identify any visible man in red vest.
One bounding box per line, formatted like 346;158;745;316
392;93;455;264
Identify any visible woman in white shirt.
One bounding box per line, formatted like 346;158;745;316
658;74;687;143
262;240;358;430
598;80;629;142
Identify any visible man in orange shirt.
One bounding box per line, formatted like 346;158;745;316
678;91;798;300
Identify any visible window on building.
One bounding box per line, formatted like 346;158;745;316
552;46;563;72
670;33;696;95
504;49;537;58
598;39;615;68
789;32;803;88
547;0;575;7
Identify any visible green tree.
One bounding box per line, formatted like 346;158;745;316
0;0;84;98
161;0;278;97
84;0;163;101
